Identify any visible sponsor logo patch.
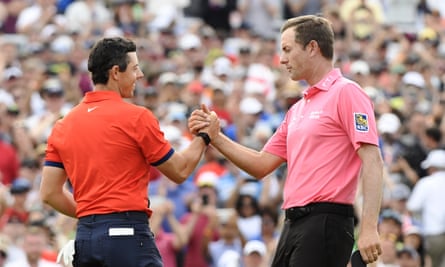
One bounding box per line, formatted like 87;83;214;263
354;113;369;132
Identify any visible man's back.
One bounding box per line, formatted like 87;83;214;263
45;90;171;217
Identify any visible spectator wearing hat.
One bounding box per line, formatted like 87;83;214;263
224;97;269;145
0;177;31;230
177;33;206;80
403;225;432;267
407;149;445;267
243;239;268;267
24;77;72;144
385;183;419;233
156;72;180;104
397;246;422;267
208;208;244;267
377;113;411;182
378;209;404;246
180;171;221;267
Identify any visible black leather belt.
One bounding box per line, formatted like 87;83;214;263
79;211;148;223
285;202;354;221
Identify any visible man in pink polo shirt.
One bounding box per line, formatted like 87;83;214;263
189;15;384;267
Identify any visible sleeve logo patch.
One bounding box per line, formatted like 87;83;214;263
354;113;369;132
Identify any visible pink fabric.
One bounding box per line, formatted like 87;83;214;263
155;231;177;267
264;68;378;209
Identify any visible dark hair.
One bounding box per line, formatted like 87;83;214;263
425;127;442;143
87;37;137;85
235;195;260;217
281;15;334;60
260;206;279;226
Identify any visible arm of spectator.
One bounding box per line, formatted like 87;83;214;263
396;157;419;185
225;178;244;209
12;121;37;159
169;199;200;249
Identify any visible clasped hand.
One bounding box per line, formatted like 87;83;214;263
188;104;220;141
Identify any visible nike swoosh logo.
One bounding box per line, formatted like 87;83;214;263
87;106;98;112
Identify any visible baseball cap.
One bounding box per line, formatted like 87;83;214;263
213;57;232;77
379;209;402;225
240;97;263;115
186;80;204;94
178;33;201;50
420;149;445;169
158;72;178;86
10;178;32;195
196;171;218;188
243;240;266;256
350;60;370;75
390;183;411;201
402;71;425;88
397;246;419;259
377;113;401;134
42;77;64;96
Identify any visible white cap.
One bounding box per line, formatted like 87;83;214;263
243;240;266;256
196;171;218;187
150;6;176;31
421;149;445;169
390;183;411;200
161;125;182;142
377;113;401;134
402;71;425;88
217;250;241;267
239;97;263;115
213;57;232;77
50;35;74;54
158;72;178;85
178;33;201;50
350;60;370;75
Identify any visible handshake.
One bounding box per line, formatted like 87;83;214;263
188;104;221;142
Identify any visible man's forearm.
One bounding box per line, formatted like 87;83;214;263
212;132;280;178
359;150;384;229
44;188;77;218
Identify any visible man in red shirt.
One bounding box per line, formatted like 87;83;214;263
0;138;19;186
40;37;219;267
189;15;384;266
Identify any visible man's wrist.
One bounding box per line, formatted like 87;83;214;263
197;132;211;146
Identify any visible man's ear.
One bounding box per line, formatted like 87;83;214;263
110;65;120;80
307;40;319;56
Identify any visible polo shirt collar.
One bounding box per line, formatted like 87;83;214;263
83;90;122;103
303;68;342;97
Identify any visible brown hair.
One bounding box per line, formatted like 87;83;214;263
281;15;334;60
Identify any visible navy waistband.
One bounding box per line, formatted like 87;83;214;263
79;211;148;223
285;202;354;221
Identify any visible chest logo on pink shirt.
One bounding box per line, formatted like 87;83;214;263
354;113;369;132
309;110;323;119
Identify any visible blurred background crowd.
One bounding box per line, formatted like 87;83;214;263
0;0;445;267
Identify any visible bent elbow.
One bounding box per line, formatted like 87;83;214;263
39;186;56;206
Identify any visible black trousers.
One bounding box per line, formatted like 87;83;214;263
271;203;355;267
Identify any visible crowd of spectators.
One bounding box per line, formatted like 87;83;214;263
0;0;445;266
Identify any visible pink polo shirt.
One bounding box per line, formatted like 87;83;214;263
264;68;378;209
